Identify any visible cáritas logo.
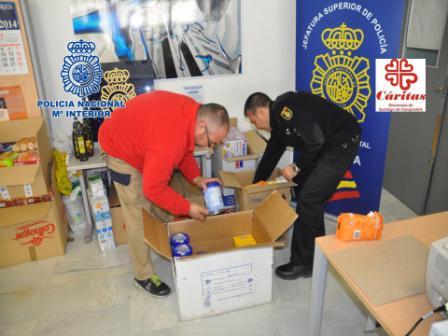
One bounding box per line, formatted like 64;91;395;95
376;58;426;112
384;59;417;90
15;220;55;247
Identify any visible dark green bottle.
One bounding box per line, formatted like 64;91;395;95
83;119;94;157
74;119;88;161
72;118;82;159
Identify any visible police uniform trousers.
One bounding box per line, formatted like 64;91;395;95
290;135;360;267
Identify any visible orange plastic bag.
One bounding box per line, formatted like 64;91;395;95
336;211;383;241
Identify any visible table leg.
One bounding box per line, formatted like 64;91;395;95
307;244;329;336
78;171;93;243
201;154;212;178
364;315;377;332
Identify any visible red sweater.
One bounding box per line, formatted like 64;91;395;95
99;91;201;216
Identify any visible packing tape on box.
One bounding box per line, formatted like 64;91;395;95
24;184;33;197
0;185;10;200
28;247;37;261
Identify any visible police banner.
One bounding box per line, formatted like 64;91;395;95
296;1;406;215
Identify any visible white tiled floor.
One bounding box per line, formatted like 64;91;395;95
0;188;416;336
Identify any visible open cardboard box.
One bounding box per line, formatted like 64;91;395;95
0;162;68;267
0;117;52;200
143;191;297;320
110;171;205;245
219;169;296;211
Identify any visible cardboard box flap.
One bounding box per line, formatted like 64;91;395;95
220;170;295;192
108;184;120;208
0;202;52;228
0;117;44;142
224;153;260;162
170;171;202;198
0;164;40;187
142;209;171;259
252;191;298;243
244;180;295;194
181;178;202;198
244;130;267;156
219;171;243;189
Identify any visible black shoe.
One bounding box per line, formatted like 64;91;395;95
134;275;171;297
275;262;312;280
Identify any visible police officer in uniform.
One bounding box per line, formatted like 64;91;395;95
244;91;361;280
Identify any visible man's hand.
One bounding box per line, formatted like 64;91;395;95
188;203;208;221
192;176;222;191
282;163;300;181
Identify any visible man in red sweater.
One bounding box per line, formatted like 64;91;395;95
99;91;229;297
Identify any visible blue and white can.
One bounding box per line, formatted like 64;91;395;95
204;181;224;215
170;232;190;247
172;243;193;257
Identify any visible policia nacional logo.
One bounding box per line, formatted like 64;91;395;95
61;40;102;98
310;23;371;123
280;107;293;121
101;68;136;113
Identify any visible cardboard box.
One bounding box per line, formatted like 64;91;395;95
109;171;205;244
0;163;68;267
220;169;295;211
222;127;248;159
212;119;265;175
0;117;52;200
143;191;297;320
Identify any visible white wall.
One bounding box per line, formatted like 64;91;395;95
26;0;296;139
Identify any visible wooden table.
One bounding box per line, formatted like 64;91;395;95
307;211;448;336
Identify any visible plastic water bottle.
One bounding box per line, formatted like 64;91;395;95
204;181;224;215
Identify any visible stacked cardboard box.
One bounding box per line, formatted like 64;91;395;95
0;178;68;267
0;117;52;201
220;169;296;211
143;191;297;320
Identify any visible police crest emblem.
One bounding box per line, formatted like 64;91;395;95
280;106;293;121
60;40;102;98
310;23;371;123
100;68;136;113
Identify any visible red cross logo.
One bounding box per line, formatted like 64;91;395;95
384;59;418;91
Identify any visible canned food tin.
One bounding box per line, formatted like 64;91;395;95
204;181;224;215
172;243;193;257
170;232;190;247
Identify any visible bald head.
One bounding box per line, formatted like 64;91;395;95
195;103;229;148
197;103;229;132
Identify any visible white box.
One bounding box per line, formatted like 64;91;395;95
175;247;273;320
143;192;297;321
222;127;248;159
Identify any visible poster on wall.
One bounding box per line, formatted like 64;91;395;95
0;2;28;76
296;1;406;215
70;0;242;79
86;60;155;139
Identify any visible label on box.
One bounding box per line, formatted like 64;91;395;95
14;220;55;247
0;185;10;200
24;184;33;197
223;194;235;207
201;264;254;307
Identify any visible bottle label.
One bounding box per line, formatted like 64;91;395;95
86;140;93;152
77;137;86;153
